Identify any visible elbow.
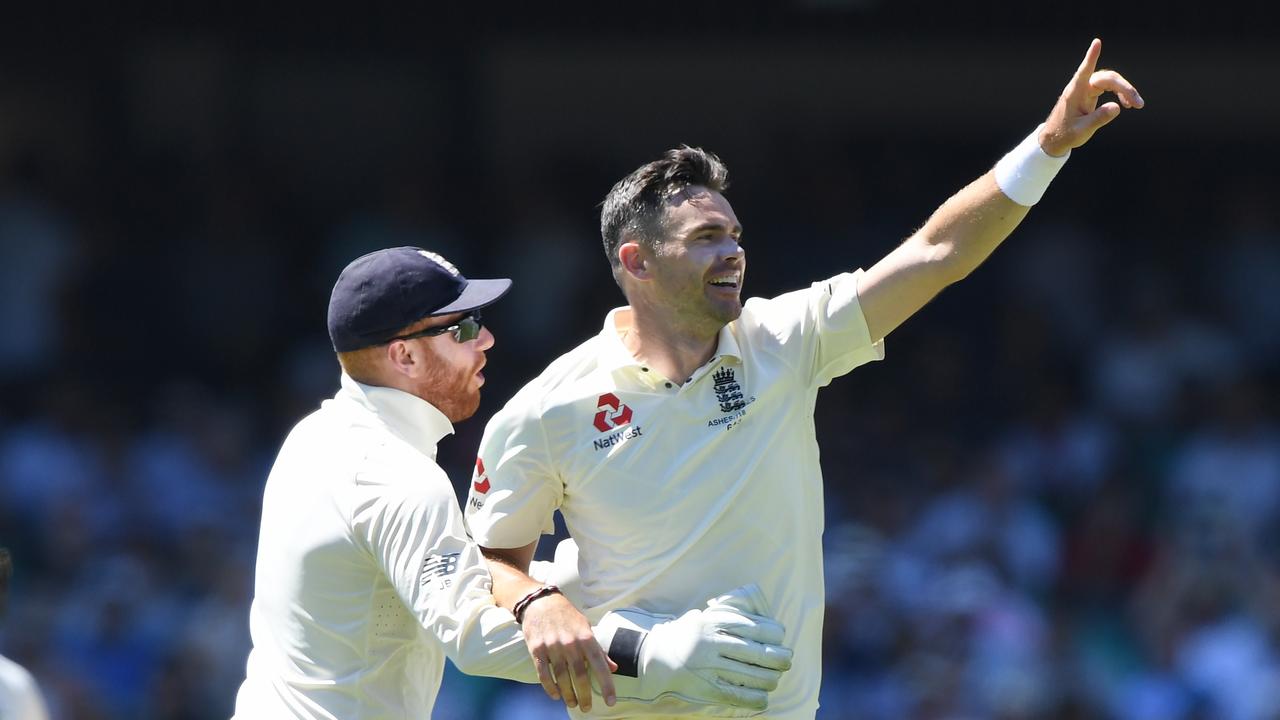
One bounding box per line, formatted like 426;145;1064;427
921;238;971;287
449;651;488;677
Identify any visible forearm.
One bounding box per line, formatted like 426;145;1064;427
860;170;1031;340
488;556;547;612
913;170;1031;285
482;542;542;612
443;599;541;683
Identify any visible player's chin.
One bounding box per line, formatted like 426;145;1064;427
445;390;483;423
709;296;743;323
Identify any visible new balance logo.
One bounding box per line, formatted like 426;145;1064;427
420;552;460;587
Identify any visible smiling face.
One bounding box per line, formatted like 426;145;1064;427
638;186;745;331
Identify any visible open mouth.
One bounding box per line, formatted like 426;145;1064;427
707;272;741;289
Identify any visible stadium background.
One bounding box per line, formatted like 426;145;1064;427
1;5;1277;718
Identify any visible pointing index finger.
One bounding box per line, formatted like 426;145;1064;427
1072;38;1103;88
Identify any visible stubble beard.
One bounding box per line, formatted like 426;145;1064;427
418;347;482;423
695;285;744;332
710;294;743;325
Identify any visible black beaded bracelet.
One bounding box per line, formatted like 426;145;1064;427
513;584;561;624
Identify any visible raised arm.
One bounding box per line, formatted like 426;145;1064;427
858;38;1144;341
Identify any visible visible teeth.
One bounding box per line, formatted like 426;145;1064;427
709;274;740;286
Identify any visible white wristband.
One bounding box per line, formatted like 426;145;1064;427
994;124;1069;206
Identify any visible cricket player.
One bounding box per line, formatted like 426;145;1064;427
231;248;794;719
465;40;1143;718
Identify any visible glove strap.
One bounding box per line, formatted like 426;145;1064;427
608;628;645;678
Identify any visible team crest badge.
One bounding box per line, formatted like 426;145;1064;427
712;368;746;413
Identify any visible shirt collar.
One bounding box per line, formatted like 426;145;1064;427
598;306;743;373
337;373;454;459
598;307;640;371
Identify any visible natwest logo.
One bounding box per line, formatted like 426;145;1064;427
593;393;633;432
472;458;491;494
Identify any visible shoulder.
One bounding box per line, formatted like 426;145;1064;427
279;400;372;454
291;402;452;505
489;334;608;427
732;291;811;352
737;273;863;340
357;427;450;493
349;445;455;532
738;277;836;327
271;401;385;483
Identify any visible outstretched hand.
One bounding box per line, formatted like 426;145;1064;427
1039;38;1144;157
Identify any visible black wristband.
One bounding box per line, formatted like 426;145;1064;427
608;628;645;678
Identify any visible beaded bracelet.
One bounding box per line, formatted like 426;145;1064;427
513;584;562;624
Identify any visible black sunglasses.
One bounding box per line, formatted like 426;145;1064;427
386;311;484;344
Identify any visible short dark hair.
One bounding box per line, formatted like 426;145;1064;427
599;146;730;274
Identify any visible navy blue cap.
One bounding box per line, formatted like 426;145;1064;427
327;247;512;352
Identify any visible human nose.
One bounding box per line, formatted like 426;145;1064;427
720;238;744;263
476;325;495;351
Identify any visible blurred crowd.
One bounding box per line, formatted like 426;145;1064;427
2;47;1279;720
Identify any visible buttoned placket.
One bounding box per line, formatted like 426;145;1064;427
633;364;678;393
602;307;746;394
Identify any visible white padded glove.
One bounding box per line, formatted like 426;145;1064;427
586;584;794;717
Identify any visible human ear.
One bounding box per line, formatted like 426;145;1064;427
618;241;649;280
385;341;416;378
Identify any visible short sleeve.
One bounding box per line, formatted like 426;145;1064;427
465;397;563;549
746;269;885;387
811;269;886;385
350;467;537;682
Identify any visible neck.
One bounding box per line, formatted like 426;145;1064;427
621;296;722;386
352;366;428;406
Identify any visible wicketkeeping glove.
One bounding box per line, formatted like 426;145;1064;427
586;584;794;717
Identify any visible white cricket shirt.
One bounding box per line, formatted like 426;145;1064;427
233;374;536;719
466;271;884;719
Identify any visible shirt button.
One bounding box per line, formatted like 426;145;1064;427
640;367;649;372
665;382;673;388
